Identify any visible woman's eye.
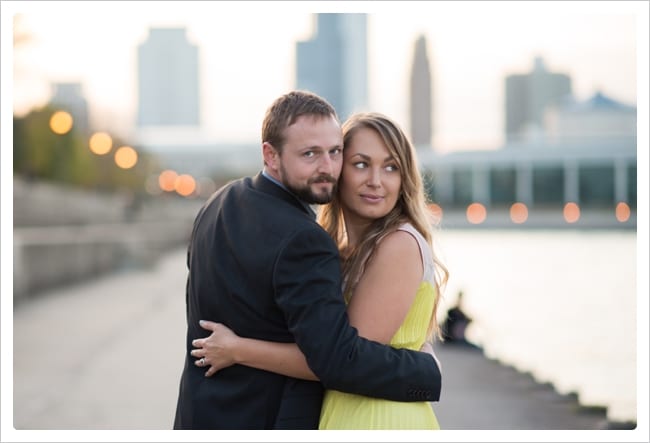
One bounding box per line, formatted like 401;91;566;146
386;164;399;172
353;162;367;169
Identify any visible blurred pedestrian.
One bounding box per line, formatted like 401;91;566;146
442;290;473;345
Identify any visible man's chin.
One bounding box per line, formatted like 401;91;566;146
312;185;334;203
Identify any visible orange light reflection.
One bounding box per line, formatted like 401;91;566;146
563;202;581;223
428;203;443;223
466;202;487;224
615;202;631;222
510;202;528;224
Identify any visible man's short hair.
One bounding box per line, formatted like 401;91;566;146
262;90;339;152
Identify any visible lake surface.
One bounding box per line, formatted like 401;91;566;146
434;229;639;423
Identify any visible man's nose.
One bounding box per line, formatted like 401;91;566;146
318;154;334;174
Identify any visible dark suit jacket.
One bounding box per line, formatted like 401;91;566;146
173;172;441;429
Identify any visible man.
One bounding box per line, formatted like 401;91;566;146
174;90;441;429
442;290;474;345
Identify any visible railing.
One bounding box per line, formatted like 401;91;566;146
12;177;203;301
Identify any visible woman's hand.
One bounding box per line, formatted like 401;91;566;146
191;320;241;377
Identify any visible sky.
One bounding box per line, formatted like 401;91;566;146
3;0;647;153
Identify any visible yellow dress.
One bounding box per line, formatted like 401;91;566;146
319;224;441;430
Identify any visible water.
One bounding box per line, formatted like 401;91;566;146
434;229;638;423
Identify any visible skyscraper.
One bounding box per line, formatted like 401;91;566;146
409;34;433;149
296;13;368;121
505;57;572;142
137;27;199;127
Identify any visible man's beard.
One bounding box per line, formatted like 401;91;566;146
280;167;337;204
288;179;336;204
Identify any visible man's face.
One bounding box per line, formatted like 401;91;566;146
267;114;343;204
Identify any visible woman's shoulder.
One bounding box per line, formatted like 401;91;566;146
394;222;435;281
395;222;430;251
375;225;422;261
396;222;423;238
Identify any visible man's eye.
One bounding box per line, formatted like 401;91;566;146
303;151;315;158
330;148;342;156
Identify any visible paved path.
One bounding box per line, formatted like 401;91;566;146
9;247;630;435
433;343;610;430
12;249;187;431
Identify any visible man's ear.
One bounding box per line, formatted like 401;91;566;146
262;142;279;171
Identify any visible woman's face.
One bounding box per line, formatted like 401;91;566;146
339;127;402;225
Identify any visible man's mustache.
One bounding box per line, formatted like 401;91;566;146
309;175;337;185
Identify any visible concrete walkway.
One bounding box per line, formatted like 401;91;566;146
433;343;610;430
8;248;638;438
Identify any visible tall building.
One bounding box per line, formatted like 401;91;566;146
50;82;90;135
505;57;572;142
137;27;199;127
296;13;368;121
409;34;433;149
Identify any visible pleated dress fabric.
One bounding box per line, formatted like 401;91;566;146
318;223;440;430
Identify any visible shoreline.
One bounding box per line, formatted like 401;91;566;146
433;341;638;430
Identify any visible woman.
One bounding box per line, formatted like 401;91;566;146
191;112;448;429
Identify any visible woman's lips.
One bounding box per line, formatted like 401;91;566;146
360;194;383;203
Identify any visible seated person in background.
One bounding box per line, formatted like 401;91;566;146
441;290;473;345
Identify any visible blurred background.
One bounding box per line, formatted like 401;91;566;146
2;0;647;438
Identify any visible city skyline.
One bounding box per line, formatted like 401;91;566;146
4;1;646;153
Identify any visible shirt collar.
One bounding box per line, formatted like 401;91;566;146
262;169;287;191
262;169;317;219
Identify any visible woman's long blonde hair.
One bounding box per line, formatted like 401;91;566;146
318;112;449;340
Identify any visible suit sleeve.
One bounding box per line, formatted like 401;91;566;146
273;227;441;402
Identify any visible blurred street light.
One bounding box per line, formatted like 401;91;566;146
89;132;113;155
49;110;73;135
563;202;581;223
158;169;178;192
615;202;631;223
175;174;196;197
114;146;138;169
428;203;443;224
510;202;529;224
467;202;487;224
